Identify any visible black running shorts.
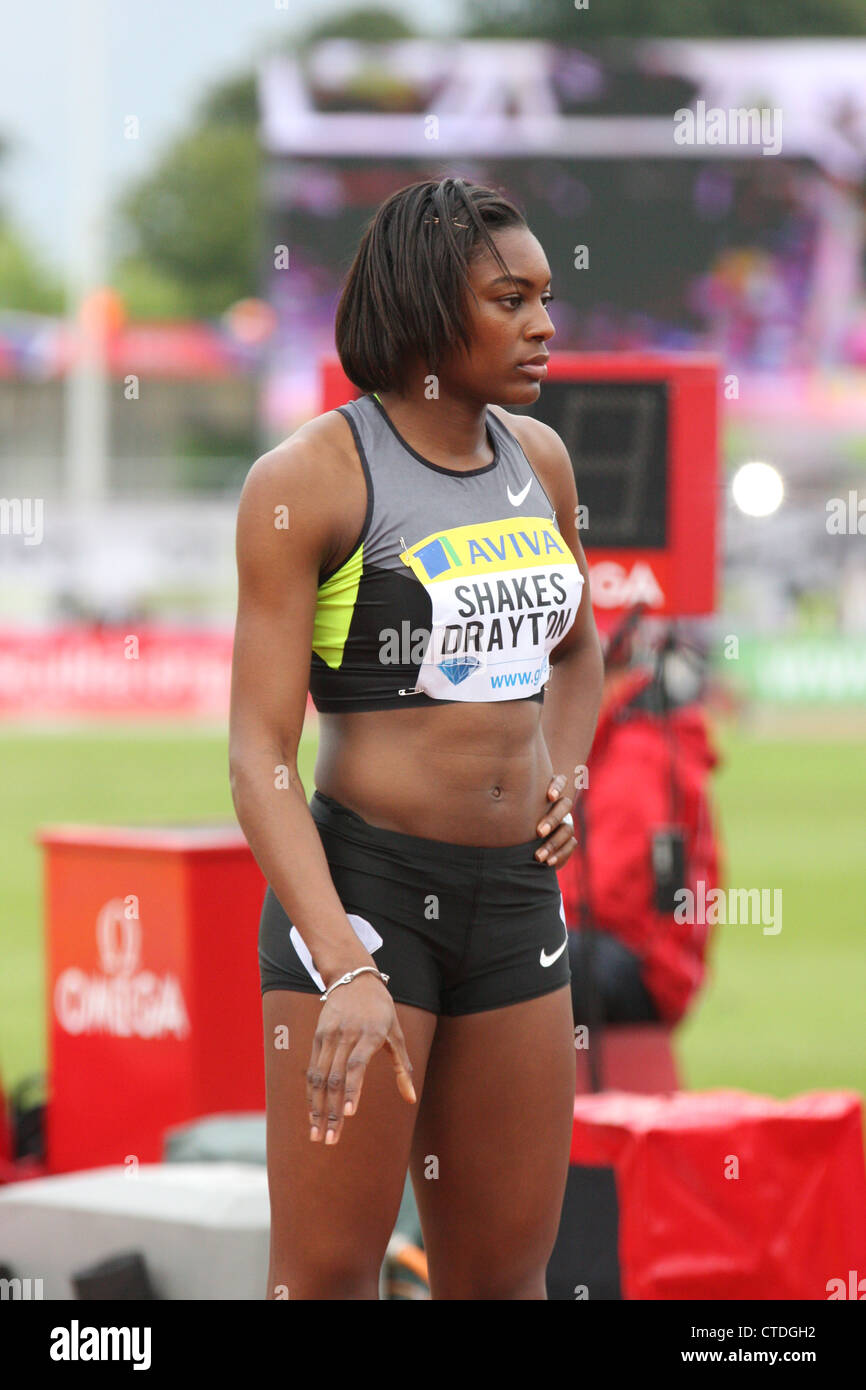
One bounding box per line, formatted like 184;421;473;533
258;789;572;1017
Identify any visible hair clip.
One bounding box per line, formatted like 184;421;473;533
424;217;470;228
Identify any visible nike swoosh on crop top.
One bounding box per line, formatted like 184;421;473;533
309;391;584;713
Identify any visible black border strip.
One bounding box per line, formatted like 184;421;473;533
319;403;375;583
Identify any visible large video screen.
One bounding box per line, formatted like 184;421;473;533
258;40;866;434
512;379;669;549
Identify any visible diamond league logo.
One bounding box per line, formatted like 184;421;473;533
54;897;190;1039
437;654;484;685
429;622;487;686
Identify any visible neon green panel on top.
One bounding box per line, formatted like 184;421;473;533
311;543;364;669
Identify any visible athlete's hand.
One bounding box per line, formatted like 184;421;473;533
535;772;576;868
307;972;416;1147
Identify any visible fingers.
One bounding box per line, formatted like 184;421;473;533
342;1021;416;1126
536;790;576;866
340;1029;387;1124
537;829;576;867
322;1036;355;1146
536;789;573;839
306;1022;336;1144
384;1023;417;1106
308;1025;360;1145
545;772;567;804
340;1045;369;1119
307;1017;415;1148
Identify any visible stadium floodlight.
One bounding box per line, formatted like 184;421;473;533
731;461;784;517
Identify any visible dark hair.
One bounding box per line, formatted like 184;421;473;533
335;176;528;395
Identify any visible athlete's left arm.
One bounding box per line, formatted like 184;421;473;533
519;416;605;866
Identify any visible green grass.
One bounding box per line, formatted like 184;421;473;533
676;731;866;1098
1;722;864;1104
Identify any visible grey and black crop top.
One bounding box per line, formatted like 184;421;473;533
309;391;584;713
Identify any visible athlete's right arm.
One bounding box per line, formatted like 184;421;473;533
228;437;415;1141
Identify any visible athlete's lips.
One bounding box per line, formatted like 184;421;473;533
516;356;549;380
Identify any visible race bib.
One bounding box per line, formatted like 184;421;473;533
399;516;583;701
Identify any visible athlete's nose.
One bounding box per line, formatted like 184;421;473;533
527;309;555;345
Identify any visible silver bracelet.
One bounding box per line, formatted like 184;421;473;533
320;965;390;1003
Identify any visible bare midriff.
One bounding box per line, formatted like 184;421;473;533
314;699;555;846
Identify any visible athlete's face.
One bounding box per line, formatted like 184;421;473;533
442;225;556;405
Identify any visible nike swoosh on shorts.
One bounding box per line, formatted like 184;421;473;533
539;933;568;968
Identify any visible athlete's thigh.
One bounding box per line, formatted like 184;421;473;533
408;985;575;1298
263;988;438;1296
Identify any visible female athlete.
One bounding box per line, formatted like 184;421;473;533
229;176;604;1299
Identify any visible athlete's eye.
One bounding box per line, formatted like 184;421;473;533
501;293;555;310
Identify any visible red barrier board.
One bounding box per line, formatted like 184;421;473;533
570;1089;866;1300
38;824;267;1174
0;626;232;718
0;626;320;722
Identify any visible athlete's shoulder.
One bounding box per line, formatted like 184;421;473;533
236;406;369;579
241;407;359;499
487;405;577;505
266;406;358;469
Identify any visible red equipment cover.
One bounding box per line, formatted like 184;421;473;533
570;1089;866;1300
38;824;267;1174
556;667;723;1023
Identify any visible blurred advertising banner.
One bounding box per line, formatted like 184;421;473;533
3;627;863;717
725;636;866;704
0;626;235;719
